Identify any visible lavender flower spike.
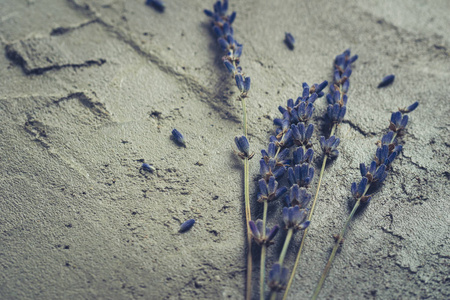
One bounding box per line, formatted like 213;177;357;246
320;136;340;158
171;128;186;147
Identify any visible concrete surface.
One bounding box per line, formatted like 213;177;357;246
0;0;449;299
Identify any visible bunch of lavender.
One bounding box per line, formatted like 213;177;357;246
248;81;328;300
283;50;358;299
311;101;419;299
204;2;253;299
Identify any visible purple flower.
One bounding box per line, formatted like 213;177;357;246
179;219;195;232
249;220;279;246
257;176;287;202
282;205;310;230
172;128;186;147
287;163;315;187
320;136;340;158
284;32;295;50
285;185;312;208
292;147;314;165
378;74;395;88
146;0;165;12
268;263;289;292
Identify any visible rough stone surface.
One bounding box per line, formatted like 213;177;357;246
0;0;449;299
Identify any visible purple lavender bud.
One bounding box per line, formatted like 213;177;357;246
334;69;341;83
342;79;350;93
378;74;395;88
343;67;352;79
223;60;235;73
235;74;244;92
172;128;186;146
373;164;386;182
234;135;250;157
222;0;229;12
228;11;236;23
204;9;214;17
146;0;165;12
218;37;229;51
141;163;155;173
349;55;358;63
260;159;270;177
268;263;290;292
179;219;195;232
249;220;261;239
234;45;243;58
316;80;328;93
266;225;279;242
404;101;419;113
381;131;395;145
243;77;251;92
213;26;223;37
326;93;334;105
360;163;367;177
223;22;231;36
284;32;295;50
369;161;377;174
213;1;221;14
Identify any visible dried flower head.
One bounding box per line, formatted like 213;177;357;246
249;220;279;246
282;205;310;230
268;263;290;292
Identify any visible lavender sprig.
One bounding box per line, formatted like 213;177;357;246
205;2;253;299
283;50;357;300
312;102;419;300
258;82;326;300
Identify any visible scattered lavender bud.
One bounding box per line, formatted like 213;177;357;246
284;32;295;50
223;60;235;73
172;128;186;147
378;74;395;88
179;219;195;233
141;163;155;173
146;0;165;12
268;263;290;292
235;74;244;92
399;101;419;113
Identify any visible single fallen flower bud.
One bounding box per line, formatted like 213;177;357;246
179;219;195;233
172;128;186;147
378;74;395;88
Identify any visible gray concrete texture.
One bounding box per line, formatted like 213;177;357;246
0;0;449;299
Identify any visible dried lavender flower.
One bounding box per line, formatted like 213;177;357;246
378;74;395;88
146;0;165;12
268;263;290;292
141;163;155;173
171;128;186;147
249;220;279;246
320;135;340;158
179;219;195;232
282;206;310;230
284;32;295;50
257;177;287;202
235;135;254;159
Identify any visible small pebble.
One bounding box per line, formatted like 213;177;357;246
179;219;195;233
378;74;395;88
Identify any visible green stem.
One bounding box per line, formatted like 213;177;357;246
311;183;370;300
260;200;268;300
244;156;252;300
282;124;337;300
311;199;361;300
270;291;277;300
279;228;294;266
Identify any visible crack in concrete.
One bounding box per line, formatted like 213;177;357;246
65;0;240;124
